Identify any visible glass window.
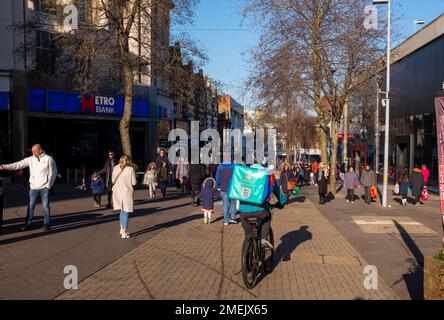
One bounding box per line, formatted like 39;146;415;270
35;31;56;74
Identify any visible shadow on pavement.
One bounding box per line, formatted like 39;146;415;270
274;226;313;265
393;220;424;300
0;201;192;246
131;214;202;237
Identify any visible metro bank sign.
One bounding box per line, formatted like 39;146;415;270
81;95;117;114
28;89;150;117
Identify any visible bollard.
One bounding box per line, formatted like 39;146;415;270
0;178;4;231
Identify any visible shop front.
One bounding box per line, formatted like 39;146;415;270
0;92;11;165
27;89;151;178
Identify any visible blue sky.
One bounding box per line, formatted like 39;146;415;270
173;0;444;108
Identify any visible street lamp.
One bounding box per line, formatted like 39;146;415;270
414;19;425;33
373;0;391;208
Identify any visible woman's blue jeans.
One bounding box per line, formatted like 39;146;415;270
120;211;129;229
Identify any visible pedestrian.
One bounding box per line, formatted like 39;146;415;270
304;165;311;186
100;150;118;209
312;161;319;186
281;163;291;204
215;155;237;226
176;157;190;194
421;164;430;186
189;163;205;206
90;171;105;207
158;161;169;199
344;166;360;203
0;144;57;231
360;165;375;205
339;163;346;181
143;162;157;199
398;174;410;206
411;165;425;206
197;177;219;224
298;164;305;187
317;162;329;204
112;155;137;239
155;148;172;174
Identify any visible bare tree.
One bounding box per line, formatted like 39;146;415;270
16;0;203;160
244;0;386;192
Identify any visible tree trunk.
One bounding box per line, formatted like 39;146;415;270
318;124;328;163
120;55;133;160
342;101;349;166
329;120;339;194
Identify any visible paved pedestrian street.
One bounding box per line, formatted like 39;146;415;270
57;197;398;300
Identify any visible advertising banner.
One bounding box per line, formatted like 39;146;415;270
435;96;444;245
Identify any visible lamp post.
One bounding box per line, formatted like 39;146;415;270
375;75;383;174
414;19;425;33
373;0;391;208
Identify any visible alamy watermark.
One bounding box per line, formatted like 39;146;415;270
363;265;378;290
167;122;277;166
63;265;78;290
363;5;378;30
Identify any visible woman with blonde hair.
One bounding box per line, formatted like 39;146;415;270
317;162;329;204
112;155;137;239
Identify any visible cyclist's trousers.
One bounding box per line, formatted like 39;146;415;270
240;210;271;240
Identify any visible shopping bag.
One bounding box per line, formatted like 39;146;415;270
292;186;300;196
228;165;270;204
370;186;377;199
421;186;428;201
393;183;400;195
287;181;296;191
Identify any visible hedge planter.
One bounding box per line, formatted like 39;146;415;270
424;256;444;300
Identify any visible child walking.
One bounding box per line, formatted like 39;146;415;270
90;171;105;207
344;166;360;203
143;162;157;199
399;174;410;206
198;177;219;224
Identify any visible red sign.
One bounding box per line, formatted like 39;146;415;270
435;96;444;245
81;95;95;113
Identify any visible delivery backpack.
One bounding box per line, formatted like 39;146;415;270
228;165;270;204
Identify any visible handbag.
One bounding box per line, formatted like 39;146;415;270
287;181;296;191
370;186;377;199
421;186;428;201
393;183;400;195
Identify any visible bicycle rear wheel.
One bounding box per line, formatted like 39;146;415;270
264;228;275;273
241;235;257;289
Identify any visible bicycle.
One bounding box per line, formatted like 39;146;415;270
241;214;274;289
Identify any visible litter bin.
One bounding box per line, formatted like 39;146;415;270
0;178;3;231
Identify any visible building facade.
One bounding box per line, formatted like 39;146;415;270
0;0;174;176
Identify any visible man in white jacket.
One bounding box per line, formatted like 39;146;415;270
0;144;57;231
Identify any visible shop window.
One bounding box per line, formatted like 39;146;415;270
35;30;57;74
33;0;57;15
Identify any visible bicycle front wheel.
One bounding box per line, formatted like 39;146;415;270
241;235;257;289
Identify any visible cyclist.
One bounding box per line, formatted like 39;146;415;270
239;164;284;250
